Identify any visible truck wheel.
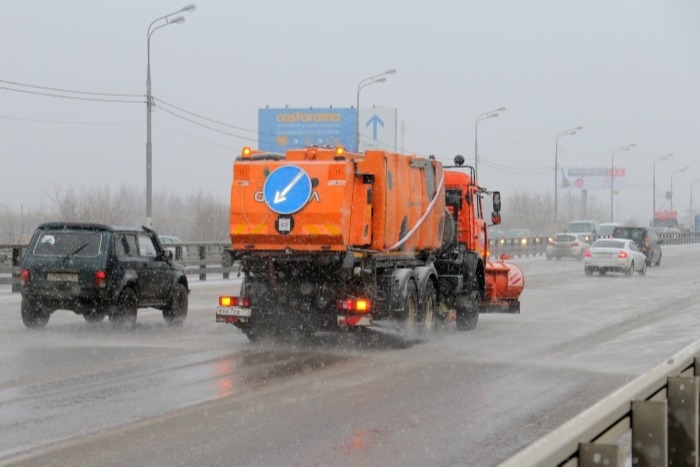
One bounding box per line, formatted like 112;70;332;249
243;324;276;344
400;281;419;340
419;280;437;335
21;298;49;329
110;288;138;330
163;283;188;326
456;293;479;331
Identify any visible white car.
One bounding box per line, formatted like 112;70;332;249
583;239;647;276
546;233;589;260
159;235;188;261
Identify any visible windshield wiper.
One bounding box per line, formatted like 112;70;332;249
63;242;90;262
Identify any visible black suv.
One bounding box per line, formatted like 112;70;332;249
611;226;663;266
19;222;189;329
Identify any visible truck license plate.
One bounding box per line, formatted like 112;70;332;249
216;306;252;318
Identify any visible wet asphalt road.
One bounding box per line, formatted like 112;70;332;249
1;244;699;466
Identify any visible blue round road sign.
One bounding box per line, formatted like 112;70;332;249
263;166;312;215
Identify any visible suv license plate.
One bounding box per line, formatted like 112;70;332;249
217;306;252;318
47;273;78;282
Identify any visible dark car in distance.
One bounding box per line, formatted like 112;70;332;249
611;226;662;266
19;222;189;329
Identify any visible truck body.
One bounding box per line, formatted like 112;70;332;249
216;146;524;342
651;210;679;230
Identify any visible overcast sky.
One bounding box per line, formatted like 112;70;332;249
2;1;699;227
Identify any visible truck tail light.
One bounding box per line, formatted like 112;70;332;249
219;296;250;307
20;268;30;286
337;298;372;313
94;270;107;289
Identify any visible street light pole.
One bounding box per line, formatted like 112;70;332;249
554;126;582;231
609;143;635;222
146;4;196;228
474;107;505;180
690;179;700;232
355;69;396;152
652;153;672;218
670;166;689;212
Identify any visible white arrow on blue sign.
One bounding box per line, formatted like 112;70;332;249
263;165;313;215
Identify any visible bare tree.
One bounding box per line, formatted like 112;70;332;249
188;191;229;242
47;185;136;225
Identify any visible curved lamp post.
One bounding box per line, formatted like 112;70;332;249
609;143;635;222
355;69;396;152
670;166;689;211
554;126;582;231
474;107;505;180
146;4;196;228
652;153;672;218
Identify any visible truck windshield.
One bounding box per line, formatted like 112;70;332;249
567;223;592;233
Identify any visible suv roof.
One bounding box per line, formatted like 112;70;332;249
36;222;149;234
611;226;653;240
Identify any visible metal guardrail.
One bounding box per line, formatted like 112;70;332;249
501;340;700;466
488;231;700;259
3;233;700;290
0;242;237;291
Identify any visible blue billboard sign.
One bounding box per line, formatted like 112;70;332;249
258;108;357;152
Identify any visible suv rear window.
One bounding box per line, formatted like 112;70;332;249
612;227;644;241
33;232;103;257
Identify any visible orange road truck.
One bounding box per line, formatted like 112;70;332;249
216;146;524;343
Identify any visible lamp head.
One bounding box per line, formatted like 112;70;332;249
181;4;196;12
170;15;185;24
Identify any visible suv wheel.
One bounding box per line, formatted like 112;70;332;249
83;310;106;323
110;288;138;329
163;283;188;326
21;298;49;329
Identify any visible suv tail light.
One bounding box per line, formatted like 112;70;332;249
20;268;30;286
94;270;107;289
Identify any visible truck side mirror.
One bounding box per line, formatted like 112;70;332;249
492;192;501;212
